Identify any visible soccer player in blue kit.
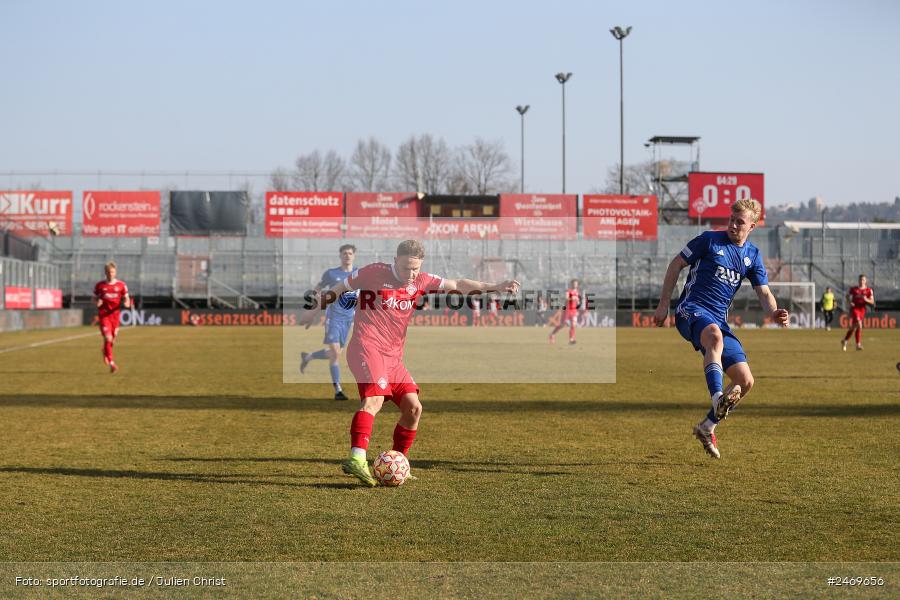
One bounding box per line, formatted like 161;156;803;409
300;244;359;401
654;199;789;458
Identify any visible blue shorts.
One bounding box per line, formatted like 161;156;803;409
675;308;747;370
323;318;352;346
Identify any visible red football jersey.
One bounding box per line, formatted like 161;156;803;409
94;279;129;318
347;263;443;356
849;286;873;309
566;288;581;312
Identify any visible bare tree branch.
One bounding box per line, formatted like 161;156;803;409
270;167;291;192
394;134;452;194
292;150;346;191
349;137;392;192
598;159;691;195
452;138;515;195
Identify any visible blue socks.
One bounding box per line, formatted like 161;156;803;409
704;362;723;398
307;349;341;390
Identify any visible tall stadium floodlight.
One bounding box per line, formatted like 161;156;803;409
609;26;632;194
646;135;701;224
515;105;530;193
555;72;573;193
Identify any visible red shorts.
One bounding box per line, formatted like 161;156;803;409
346;340;418;402
851;307;866;323
98;314;120;338
565;310;578;324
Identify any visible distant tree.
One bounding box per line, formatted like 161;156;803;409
348;137;392;192
269;167;292;192
451;138;515;195
394;134;452;194
599;159;690;195
292;150;346;191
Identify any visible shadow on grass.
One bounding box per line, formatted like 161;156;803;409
164;457;686;472
0;463;587;487
0;394;898;418
0;465;362;490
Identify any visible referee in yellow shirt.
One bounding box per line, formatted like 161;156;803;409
821;286;836;331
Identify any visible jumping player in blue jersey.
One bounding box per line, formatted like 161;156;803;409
300;244;359;401
654;198;789;458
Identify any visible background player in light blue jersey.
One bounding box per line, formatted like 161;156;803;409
300;244;358;401
654;199;789;458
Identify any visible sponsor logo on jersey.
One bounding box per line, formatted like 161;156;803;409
714;265;742;286
383;296;414;310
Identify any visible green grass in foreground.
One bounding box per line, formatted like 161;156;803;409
0;325;896;596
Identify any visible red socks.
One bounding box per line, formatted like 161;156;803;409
102;340;113;364
392;424;418;456
351;412;418;456
855;328;861;344
350;411;375;450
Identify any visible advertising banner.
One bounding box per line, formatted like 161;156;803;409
620;309;899;330
0;191;73;237
688;172;765;219
583;195;658;240
34;288;63;309
4;286;32;309
265;191;343;238
82;191;161;237
499;194;577;239
420;218;501;239
345;193;420;238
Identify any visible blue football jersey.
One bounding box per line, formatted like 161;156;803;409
318;267;357;321
676;230;768;322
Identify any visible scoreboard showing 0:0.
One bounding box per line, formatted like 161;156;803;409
688;172;765;219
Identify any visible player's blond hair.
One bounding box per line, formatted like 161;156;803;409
105;261;117;272
732;198;762;223
396;240;426;259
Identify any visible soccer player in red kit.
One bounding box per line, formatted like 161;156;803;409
302;240;519;487
549;278;581;345
842;274;874;351
92;261;130;373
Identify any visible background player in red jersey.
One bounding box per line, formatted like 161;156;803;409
302;239;519;487
92;261;130;373
549;278;581;345
842;274;875;351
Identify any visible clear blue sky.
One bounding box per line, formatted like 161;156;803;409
2;0;898;206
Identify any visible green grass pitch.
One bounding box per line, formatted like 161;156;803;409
0;324;897;597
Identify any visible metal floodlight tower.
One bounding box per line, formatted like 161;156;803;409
555;72;572;193
515;105;530;193
609;26;632;194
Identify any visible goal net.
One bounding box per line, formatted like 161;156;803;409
731;281;816;329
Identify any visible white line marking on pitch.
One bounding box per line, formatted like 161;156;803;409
0;331;101;354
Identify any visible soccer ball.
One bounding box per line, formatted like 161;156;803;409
372;450;410;486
